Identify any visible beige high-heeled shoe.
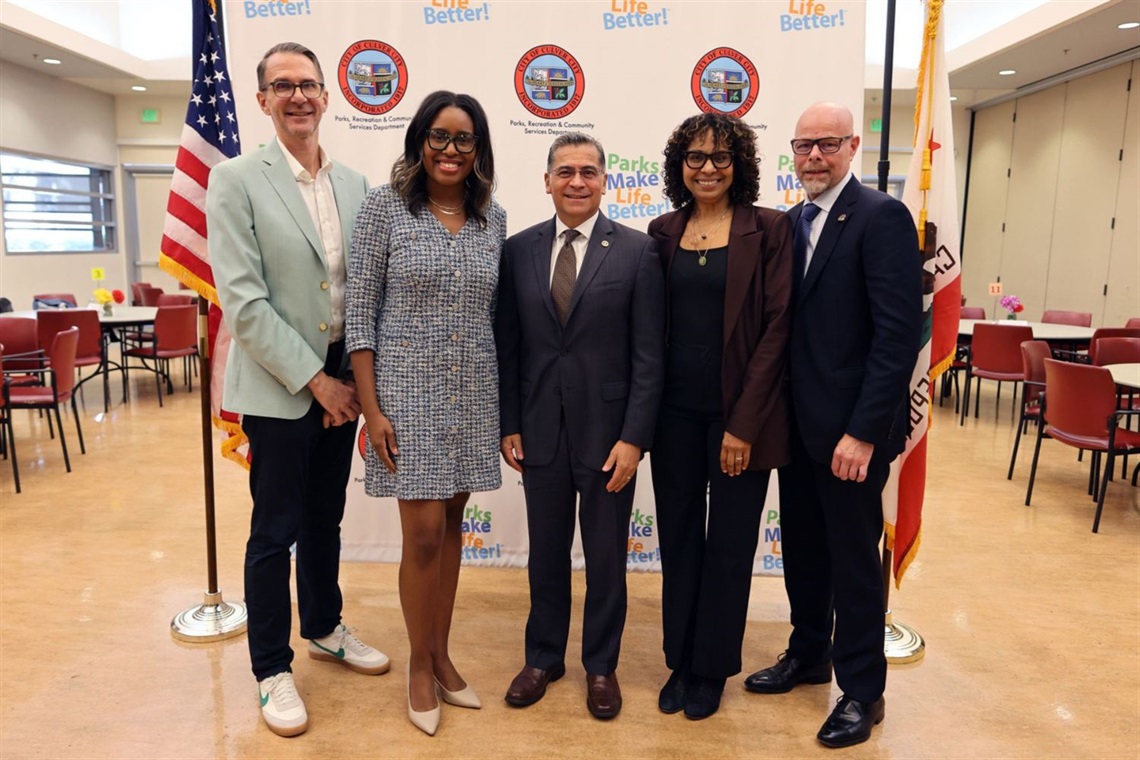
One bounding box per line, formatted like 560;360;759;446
407;665;440;736
435;677;482;709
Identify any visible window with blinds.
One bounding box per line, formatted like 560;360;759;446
1;151;116;254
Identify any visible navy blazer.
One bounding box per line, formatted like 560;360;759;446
496;213;666;470
787;176;923;466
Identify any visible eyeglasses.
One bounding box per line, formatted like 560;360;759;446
550;165;602;181
264;80;325;99
683;150;733;170
425;129;478;154
789;135;853;155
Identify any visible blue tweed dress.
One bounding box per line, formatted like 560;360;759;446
346;184;505;499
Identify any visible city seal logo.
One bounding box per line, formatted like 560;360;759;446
690;47;758;119
338;40;408;116
514;45;585;120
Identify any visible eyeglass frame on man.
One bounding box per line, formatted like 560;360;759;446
549;165;603;181
789;135;853;156
425;129;478;154
264;79;325;99
683;150;734;170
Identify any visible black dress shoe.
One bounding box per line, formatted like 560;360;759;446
817;695;885;748
586;672;622;719
504;663;566;707
683;675;725;720
658;669;687;714
743;652;832;694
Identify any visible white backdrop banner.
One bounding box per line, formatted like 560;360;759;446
222;0;866;573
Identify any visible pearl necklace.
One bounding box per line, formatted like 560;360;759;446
428;196;464;216
688;207;730;267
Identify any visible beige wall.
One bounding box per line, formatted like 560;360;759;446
0;61;123;309
960;60;1140;326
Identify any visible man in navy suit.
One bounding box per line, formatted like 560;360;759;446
495;133;665;720
743;103;922;748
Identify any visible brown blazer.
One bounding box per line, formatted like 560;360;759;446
647;203;794;469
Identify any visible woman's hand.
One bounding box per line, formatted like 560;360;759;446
720;431;751;477
365;410;399;473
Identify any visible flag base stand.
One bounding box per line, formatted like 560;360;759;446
884;609;925;664
171;590;247;643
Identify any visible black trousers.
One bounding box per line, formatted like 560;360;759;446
779;429;888;703
521;419;634;676
242;344;356;681
650;409;770;679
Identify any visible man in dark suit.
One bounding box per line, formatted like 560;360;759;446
496;133;665;720
743;103;922;748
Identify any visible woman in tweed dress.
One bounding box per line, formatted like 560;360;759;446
346;91;505;736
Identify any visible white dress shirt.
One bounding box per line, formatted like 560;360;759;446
803;173;856;274
281;141;346;342
549;210;601;286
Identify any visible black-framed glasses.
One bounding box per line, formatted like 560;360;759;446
265;80;325;99
683;150;733;170
789;135;852;155
425;129;478;154
550;165;602;181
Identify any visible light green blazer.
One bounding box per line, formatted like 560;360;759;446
207;140;369;420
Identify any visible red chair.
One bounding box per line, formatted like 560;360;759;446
1092;337;1140;367
940;307;988;411
123;305;197;406
37;309;110;413
137;287;164;307
960;323;1033;426
961;306;986;320
156;293;196;306
1126;318;1140;329
31;293;77;309
1025;359;1140;532
1088;328;1140;365
3;326;85;478
0;317;43;388
130;282;152;307
1041;310;1093;327
1008;341;1051;480
0;346;18;493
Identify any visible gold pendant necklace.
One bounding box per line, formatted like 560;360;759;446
428;196;464;215
689;207;730;267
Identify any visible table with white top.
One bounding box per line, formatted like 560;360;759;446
957;319;1095;343
1105;363;1140;390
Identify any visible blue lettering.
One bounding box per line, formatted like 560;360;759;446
776;173;802;192
763;526;782;543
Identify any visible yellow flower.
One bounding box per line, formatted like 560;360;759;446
94;288;113;305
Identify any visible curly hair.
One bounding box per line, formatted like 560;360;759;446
661;113;760;208
390;91;496;227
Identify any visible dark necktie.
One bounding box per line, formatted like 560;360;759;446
795;202;822;275
551;229;579;326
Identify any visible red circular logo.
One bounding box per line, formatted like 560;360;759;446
690;47;758;119
514;45;585;120
338;40;408;116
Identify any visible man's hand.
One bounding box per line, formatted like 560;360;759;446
307;371;361;428
364;410;398;473
720;431;752;477
831;434;874;482
602;440;642;493
500;434;525;474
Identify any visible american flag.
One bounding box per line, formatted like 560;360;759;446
158;0;247;467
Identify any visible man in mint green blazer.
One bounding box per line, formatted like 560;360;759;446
208;42;388;739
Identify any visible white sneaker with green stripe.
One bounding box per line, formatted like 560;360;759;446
257;671;308;737
307;623;391;675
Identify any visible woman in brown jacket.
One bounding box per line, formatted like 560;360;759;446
646;112;793;720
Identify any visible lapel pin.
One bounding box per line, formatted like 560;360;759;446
837;214;848;222
601;240;610;248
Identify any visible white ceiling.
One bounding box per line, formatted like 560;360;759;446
0;0;1138;106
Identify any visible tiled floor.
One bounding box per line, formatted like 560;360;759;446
1;371;1137;758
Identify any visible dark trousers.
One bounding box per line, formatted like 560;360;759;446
242;346;356;680
521;420;634;676
779;429;888;703
650;410;770;679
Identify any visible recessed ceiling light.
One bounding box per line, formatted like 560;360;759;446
1118;21;1140;29
949;96;958;102
998;69;1016;76
131;85;147;92
42;57;61;65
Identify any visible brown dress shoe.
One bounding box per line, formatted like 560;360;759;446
586;672;622;719
504;663;566;707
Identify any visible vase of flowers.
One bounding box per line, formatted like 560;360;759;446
94;287;126;317
999;294;1024;320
